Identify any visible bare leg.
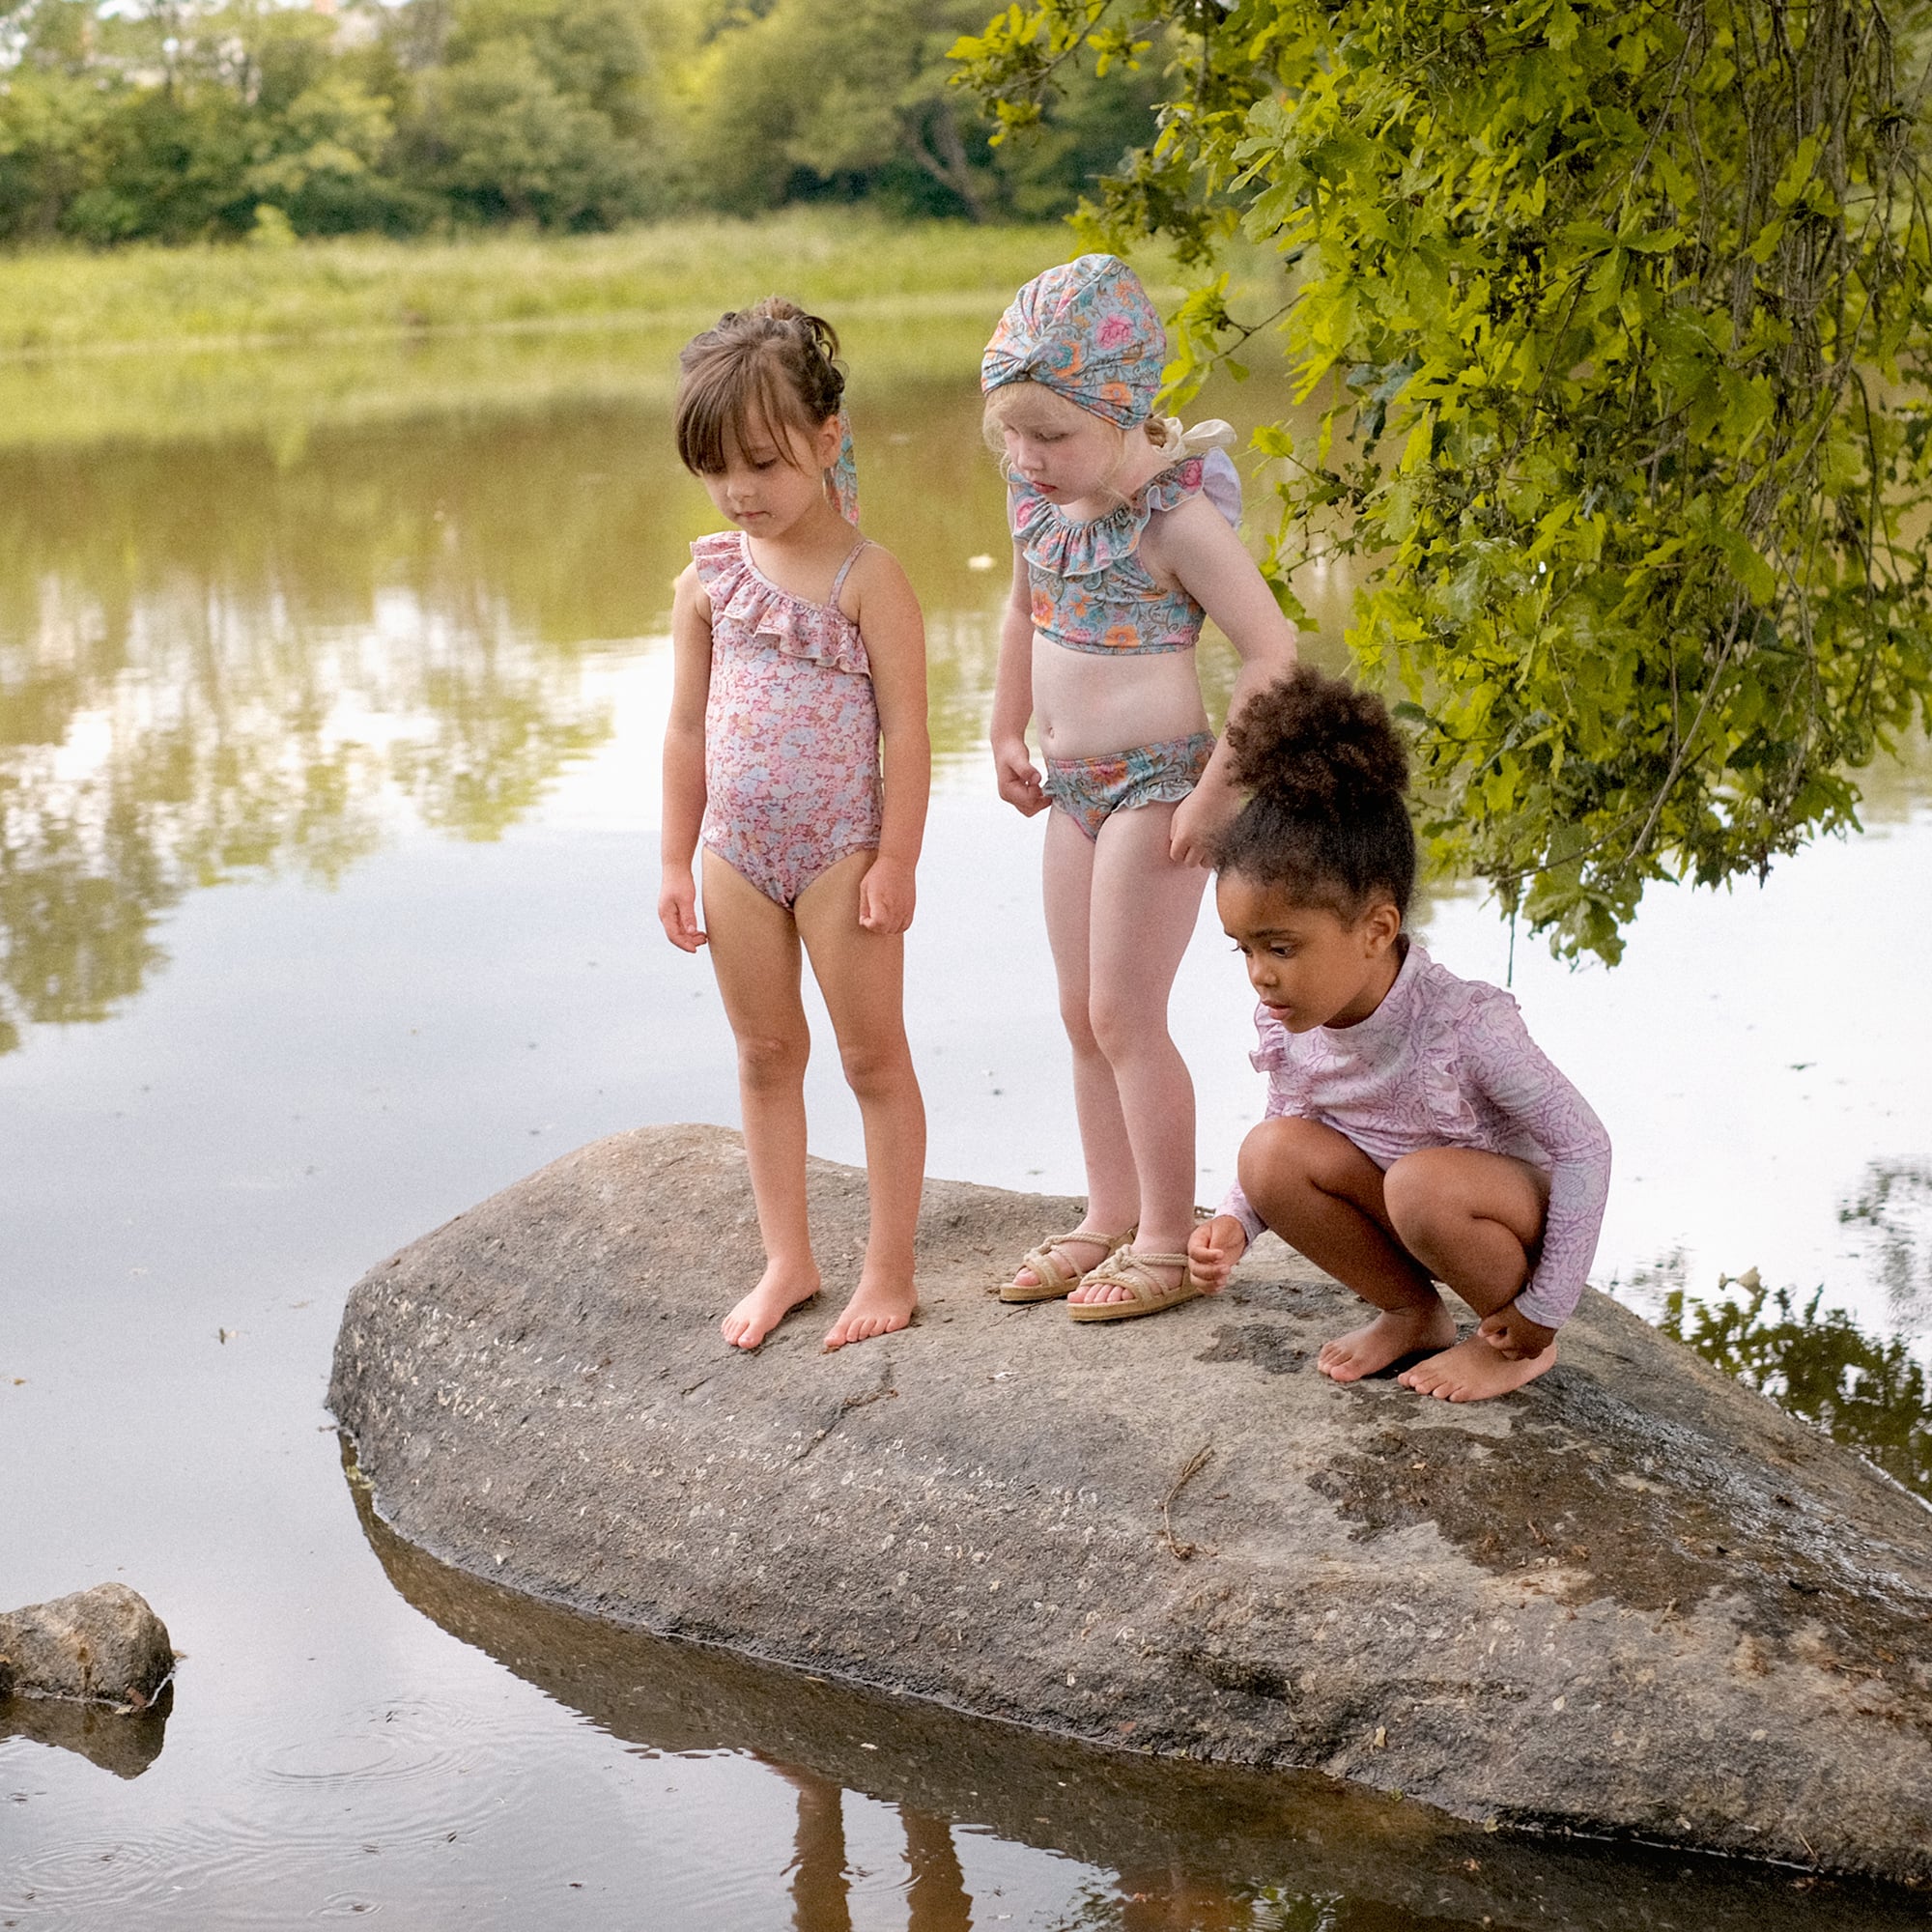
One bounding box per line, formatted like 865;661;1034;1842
702;851;822;1350
778;1767;853;1932
1007;810;1138;1292
797;849;925;1350
1065;802;1208;1307
1236;1116;1456;1378
901;1808;972;1931
1387;1148;1556;1402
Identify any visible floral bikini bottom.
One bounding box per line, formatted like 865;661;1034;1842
1042;731;1214;843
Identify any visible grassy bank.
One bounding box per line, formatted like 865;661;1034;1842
0;214;1290;450
0;215;1085;358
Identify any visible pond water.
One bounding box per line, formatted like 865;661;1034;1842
3;321;1930;1928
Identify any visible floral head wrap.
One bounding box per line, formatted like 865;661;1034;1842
980;255;1166;427
825;410;859;525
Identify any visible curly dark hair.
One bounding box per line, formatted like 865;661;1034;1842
1215;667;1417;917
674;298;845;476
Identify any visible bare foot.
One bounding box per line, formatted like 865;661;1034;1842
1399;1333;1557;1402
721;1264;820;1350
822;1273;917;1350
1009;1230;1119;1297
1317;1302;1458;1382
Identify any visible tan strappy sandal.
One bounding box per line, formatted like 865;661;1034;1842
1065;1247;1205;1322
1000;1227;1134;1304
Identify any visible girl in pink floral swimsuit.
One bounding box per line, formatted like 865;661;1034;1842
1187;669;1612;1403
981;256;1301;1321
660;299;930;1354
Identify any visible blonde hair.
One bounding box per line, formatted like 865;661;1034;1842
980;380;1176;507
675;298;844;476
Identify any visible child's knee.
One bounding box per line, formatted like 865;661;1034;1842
1086;988;1159;1062
838;1035;911;1101
1238;1115;1335;1195
737;1029;809;1090
1382;1150;1461;1245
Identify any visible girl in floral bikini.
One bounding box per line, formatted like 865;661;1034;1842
983;255;1300;1321
660;299;930;1352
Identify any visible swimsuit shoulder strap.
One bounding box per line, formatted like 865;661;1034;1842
828;537;872;605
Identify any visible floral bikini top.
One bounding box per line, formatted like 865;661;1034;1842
1009;449;1242;655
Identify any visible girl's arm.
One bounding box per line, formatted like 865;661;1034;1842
658;563;714;952
1463;994;1613;1331
852;548;930;934
990;543;1047;816
1145;498;1300;866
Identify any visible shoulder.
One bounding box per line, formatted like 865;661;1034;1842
1403;947;1517;1029
842;538;915;607
843;541;923;641
672;558;712;621
1138;453;1246;570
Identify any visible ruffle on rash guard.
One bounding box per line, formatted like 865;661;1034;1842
691;531;871;677
1012;448;1243;655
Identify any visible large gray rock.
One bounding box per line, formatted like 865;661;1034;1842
0;1583;174;1710
329;1123;1932;1887
348;1470;1929;1932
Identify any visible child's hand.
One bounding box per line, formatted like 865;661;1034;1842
1186;1214;1249;1293
1169;784;1237;867
658;867;707;952
859;856;917;933
1478;1301;1557;1360
993;738;1048;816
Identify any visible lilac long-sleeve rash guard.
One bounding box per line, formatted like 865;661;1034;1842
1217;941;1612;1329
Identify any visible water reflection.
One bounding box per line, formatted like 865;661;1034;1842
345;1459;1925;1930
0;387;1020;1045
0;1688;171;1781
1660;1264;1932;1500
1839;1159;1932;1332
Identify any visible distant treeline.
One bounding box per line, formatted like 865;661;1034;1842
0;0;1160;243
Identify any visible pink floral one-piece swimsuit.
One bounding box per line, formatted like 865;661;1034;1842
695;529;883;908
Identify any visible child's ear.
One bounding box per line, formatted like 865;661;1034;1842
1361;900;1403;954
815;413;844;467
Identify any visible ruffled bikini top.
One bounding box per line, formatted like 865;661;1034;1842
1009;448;1242;655
691;530;872;676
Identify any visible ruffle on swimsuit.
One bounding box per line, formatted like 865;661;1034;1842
693;530;872;676
1012;449;1243;655
695;530;883;909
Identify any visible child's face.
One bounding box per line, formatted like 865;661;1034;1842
1216;873;1403;1032
696;413;842;537
1000;406;1121;503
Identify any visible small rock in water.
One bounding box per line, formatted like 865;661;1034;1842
0;1582;175;1709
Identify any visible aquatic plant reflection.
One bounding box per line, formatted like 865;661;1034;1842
1660;1271;1932;1500
1838;1159;1932;1332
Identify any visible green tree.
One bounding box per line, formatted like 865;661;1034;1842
393;0;661;226
681;0;1159;217
959;0;1932;959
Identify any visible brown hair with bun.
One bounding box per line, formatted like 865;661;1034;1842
675;298;845;477
1215;667;1417;919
